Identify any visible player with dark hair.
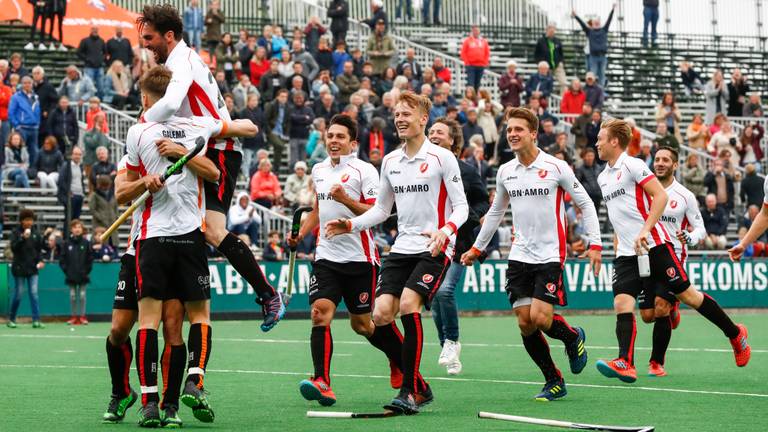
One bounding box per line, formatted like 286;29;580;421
462;107;601;401
595;118;750;383
136;4;286;332
326;92;469;414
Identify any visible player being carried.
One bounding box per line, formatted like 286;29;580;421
595;118;750;384
137;4;285;332
639;146;706;377
326;91;468;415
287;114;408;406
462;107;601;401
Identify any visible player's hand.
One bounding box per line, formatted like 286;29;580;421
728;243;745;262
571;9;576;17
143;174;164;193
36;261;45;270
460;248;481;266
329;184;349;203
580;248;602;276
325;218;352;239
286;232;302;248
155;139;187;159
676;230;693;246
634;229;650;254
422;230;449;257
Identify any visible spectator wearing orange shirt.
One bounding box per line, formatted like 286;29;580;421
460;25;490;91
249;158;282;208
0;76;12;149
85;97;109;134
625;117;642;157
560;79;586;122
432;57;451;83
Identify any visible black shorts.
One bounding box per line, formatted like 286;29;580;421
134;229;210;302
613;243;690;300
204;148;242;214
112;253;138;310
638;280;678;309
505;260;567;307
308;260;379;314
376;252;450;309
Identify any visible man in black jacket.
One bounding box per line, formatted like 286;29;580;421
105;27;134;68
258;59;284;104
427;117;489;375
287;91;314;169
575;148;604;211
327;0;349;45
264;89;290;173
740;163;763;208
239;93;266;178
57;146;85;237
8;208;46;328
47;95;78;154
32;65;59;148
533;24;566;93
76;27;107;98
362;0;388;32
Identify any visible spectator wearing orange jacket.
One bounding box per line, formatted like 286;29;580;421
460;25;490;91
0;78;12;149
249;158;282;208
560;79;586;122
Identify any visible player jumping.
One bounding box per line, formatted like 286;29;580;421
595;118;750;383
462;107;600;401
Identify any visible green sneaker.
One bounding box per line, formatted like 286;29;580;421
161;405;183;428
137;401;162;428
6;321;17;329
32;321;45;329
102;390;138;423
180;380;215;423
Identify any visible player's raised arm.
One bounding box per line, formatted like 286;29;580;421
463;169;509;265
215;119;259;138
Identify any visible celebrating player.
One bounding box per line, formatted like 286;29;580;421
729;173;768;260
640;146;706;377
595;118;750;383
136;4;285;331
287;114;407;406
326;91;468;414
462;108;600;401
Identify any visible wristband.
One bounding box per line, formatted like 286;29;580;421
470;246;483;256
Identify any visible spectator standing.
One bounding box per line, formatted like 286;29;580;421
525;61;554;102
740;164;763;208
583;72;605;109
32;67;60;145
59;219;93;325
47;96;78;155
679;61;704;95
262;231;285;261
250;158;282;208
4;132;31;188
204;0;225;54
737;124;764;168
183;0;204;52
742;93;762;117
103;60;135;110
498;60;524;108
654;122;679;150
249;46;271;87
327;0;349;46
30;135;63;190
655;91;682;142
292;40;320;81
464;144;491;187
682;153;707;204
703;159;735;212
258;59;284;103
88;146;116;189
336;61;361;104
239;94;266;178
227;192;262;247
303;16;326;55
8;75;41;165
7;208;45;328
460;25;490;91
215;33;239;84
239;34;258;79
363;0;388;31
367;20;396;75
331;40;352;77
7;53;30;82
264;89;290;172
571;102;593;150
704;69;729;124
287;91;314;169
397;48;423;80
685;113;709;151
47;0;66;50
422;0;442;25
25;0;50;51
701;194;729;250
584;109;602;150
560;79;586;121
642;0;660;48
477;98;501;156
573;4;615;87
76;27;106;98
283;161;310;208
534;24;566;92
57;146;85;235
575;148;604;211
232;75;259;112
105;27;133;69
57;66;96;106
82;115;109;179
0;75;12;147
708;121;738;163
727;68;750;118
89;175;117;245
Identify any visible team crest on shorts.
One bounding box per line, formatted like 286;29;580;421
545;282;557;293
666;267;676;278
359;292;369;303
341;173;350;183
670;200;678;209
538;169;547;178
420;162;429;173
422;274;434;284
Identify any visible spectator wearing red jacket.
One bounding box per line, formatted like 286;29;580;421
560;79;586;122
460;25;490;91
0;78;12;149
249;46;271;87
250;158;282;208
432;57;451;83
498;60;524;108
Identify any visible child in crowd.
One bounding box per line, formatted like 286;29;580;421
59;219;93;325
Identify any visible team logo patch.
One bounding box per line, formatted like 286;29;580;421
538;169;547;178
666;267;676;278
420;162;429;173
670;200;678;209
616;171;622;180
341;173;350;183
422;274;434;284
359;292;369;303
545;282;557;293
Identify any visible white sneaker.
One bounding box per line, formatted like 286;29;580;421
38;43;47;50
49;43;56;51
447;358;463;375
24;42;34;50
438;340;460;367
59;44;67;52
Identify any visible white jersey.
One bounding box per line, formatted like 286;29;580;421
763;175;768;206
474;150;602;265
598;152;672;257
142;40;237;152
349;140;469;259
313;154;380;264
125;115;225;240
660;180;706;262
117;155;139;256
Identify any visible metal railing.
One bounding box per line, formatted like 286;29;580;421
74;104;132;164
253;203;292;249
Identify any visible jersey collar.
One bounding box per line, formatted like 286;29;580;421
608;151;628;170
166;39;189;65
511;148;545;170
397;138;431;162
329;153;356;168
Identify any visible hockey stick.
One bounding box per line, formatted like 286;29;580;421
100;137;206;243
307;410;401;419
478;412;655;431
284;206;313;304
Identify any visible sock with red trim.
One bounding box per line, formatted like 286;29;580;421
161;343;186;408
543;314;579;344
217;233;277;303
186;323;212;387
696;294;739;338
135;329;159;405
366;323;403;369
400;313;424;393
106;336;132;398
616;313;636;365
650;317;671;365
310;326;333;384
522;330;562;382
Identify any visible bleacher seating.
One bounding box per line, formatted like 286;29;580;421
0;21;80;85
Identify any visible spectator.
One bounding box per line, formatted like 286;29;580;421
685;113;708;151
701;194;729;250
103;60;135;110
654;122;679;150
89;175;117;245
0;72;12;147
4;132;30;188
82;115;109;179
42;230;63;261
461;109;483;145
309;130;328;168
232;75;259;112
327;0;349;46
32;66;58;143
571;102;592;150
682;153;707;204
84;97;108;134
350;48;365;78
287;91;314;168
534;24;567;92
183;0;204;52
709;112;726;136
30;135;63;190
303;16;326;55
525;61;554;102
363;0;389;31
432;57;451;83
575;148;604;210
8;75;41;165
246;47;270;88
737;124;764;168
250;158;282;208
738;205;767;246
7;53;29;82
88;146;116;189
655;91;682;142
257;24;273;56
204;0;225;54
262;230;285;261
727;68;750;118
496;60;524;109
477;97;501;155
59;219;93;325
538;118;557;152
311;69;340;100
742;92;762;117
227;192;262;247
25;0;49;50
314;91;340;123
91;226;118;262
239;94;266;178
584;109;602;151
422;0;442;25
77;27;107;98
679;61;704;96
642;0;660;48
58;65;96;106
708;120;737;161
637;139;654;169
7;208;45;328
703;159;735;212
132;35;157;83
573;4;615;87
560;78;586;121
336;61;361;105
741;164;763;208
704;69;729;124
0;59;8;84
331;41;352;77
464;144;492;188
264;89;289;171
234;28;248;52
291;40;319;81
367;20;396;76
528;96;558;129
239;34;258;78
57;146;85;232
460;25;490;91
397;48;423;79
625;117;642;157
47;96;78;155
283;161;310;208
215;33;238;84
105;27;133;69
583;72;605;109
258;59;284;103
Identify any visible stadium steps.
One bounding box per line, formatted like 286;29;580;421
0;20;79;86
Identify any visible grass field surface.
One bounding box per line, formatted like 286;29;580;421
1;314;765;431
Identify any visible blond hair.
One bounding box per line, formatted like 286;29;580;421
601;118;632;149
396;91;432;116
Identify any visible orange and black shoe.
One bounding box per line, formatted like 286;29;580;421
299;378;337;406
389;360;403;389
648;361;667;377
414;383;433;408
670;302;681;330
596;358;637;383
729;324;751;367
384;388;419;415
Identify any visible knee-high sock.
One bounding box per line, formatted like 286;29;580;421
310;326;333;384
217;233;276;302
650;317;671;365
616;313;637;365
106;336;132;398
161;343;186;408
186;323;212;388
136;329;159;405
522;330;562;382
400;313;425;393
367;322;427;391
696;294;739;338
542;314;579;344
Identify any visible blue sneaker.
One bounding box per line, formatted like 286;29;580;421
565;327;588;374
534;379;567;401
260;292;286;332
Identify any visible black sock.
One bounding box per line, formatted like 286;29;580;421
161;344;186;408
650;317;672;365
135;329;159;405
543;314;579;344
367;323;404;370
400;313;425;393
616;313;636;365
217;233;276;302
310;326;333;384
521;330;562;382
186;323;212;388
696;294;739;338
106;336;132;398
